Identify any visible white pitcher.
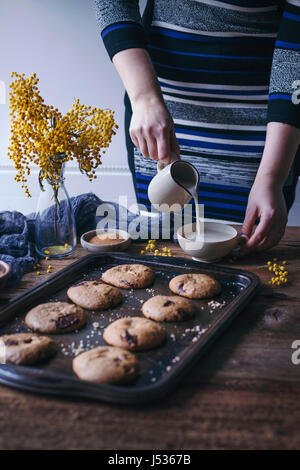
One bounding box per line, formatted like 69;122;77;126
148;153;200;212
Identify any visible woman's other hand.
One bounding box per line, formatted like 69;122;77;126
241;178;287;253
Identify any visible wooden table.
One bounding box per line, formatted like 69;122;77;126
0;228;299;450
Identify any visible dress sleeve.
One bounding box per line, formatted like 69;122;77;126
267;0;300;129
94;0;147;60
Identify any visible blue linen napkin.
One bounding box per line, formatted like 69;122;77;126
0;211;38;284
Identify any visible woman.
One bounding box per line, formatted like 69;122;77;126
94;0;300;252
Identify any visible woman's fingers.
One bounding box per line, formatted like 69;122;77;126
129;129;139;149
255;236;277;252
255;221;285;251
157;125;181;164
137;136;149;159
243;211;274;252
139;126;174;163
130;127;158;160
156;125;171;164
242;205;257;240
145;129;159;160
170;128;180;159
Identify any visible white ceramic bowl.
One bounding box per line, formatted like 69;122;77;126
177;221;238;262
80;229;131;253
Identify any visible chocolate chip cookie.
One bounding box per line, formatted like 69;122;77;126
142;295;195;322
169;273;221;299
67;281;122;310
0;333;56;365
102;264;155;289
103;317;166;351
25;302;86;334
72;346;139;384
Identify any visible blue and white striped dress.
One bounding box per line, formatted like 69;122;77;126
95;0;300;222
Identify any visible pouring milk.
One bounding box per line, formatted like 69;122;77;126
147;152;202;240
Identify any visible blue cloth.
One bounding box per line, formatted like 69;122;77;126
0;211;37;284
0;193;103;285
0;192;182;285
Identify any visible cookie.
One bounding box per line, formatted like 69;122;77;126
103;317;166;351
0;333;56;365
169;273;221;299
25;302;86;334
102;264;155;289
142;295;195;322
72;346;139;384
67;281;122;310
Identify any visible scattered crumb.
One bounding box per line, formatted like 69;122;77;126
74;346;85;356
208;299;226;309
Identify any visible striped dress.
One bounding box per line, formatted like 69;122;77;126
95;0;300;222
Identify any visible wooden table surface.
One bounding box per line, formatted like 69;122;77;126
0;227;299;450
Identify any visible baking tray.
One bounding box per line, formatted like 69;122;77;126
0;253;260;404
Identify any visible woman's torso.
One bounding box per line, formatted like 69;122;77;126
126;0;295;222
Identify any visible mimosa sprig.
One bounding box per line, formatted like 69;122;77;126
8;72;118;197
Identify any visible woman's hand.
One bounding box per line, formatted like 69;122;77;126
240;122;300;254
129;95;180;164
241;178;287;253
112;48;179;163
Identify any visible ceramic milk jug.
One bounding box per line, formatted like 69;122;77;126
148;153;199;212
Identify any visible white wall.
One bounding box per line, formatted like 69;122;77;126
0;0;299;224
0;0;144;213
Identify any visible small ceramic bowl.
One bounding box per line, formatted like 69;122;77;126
80;229;131;253
0;261;11;291
177;221;238;263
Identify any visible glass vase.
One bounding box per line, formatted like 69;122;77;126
35;165;77;258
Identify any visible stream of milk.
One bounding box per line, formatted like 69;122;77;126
172;163;202;240
190;190;202;241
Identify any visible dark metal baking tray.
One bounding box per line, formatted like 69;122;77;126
0;253;260;404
